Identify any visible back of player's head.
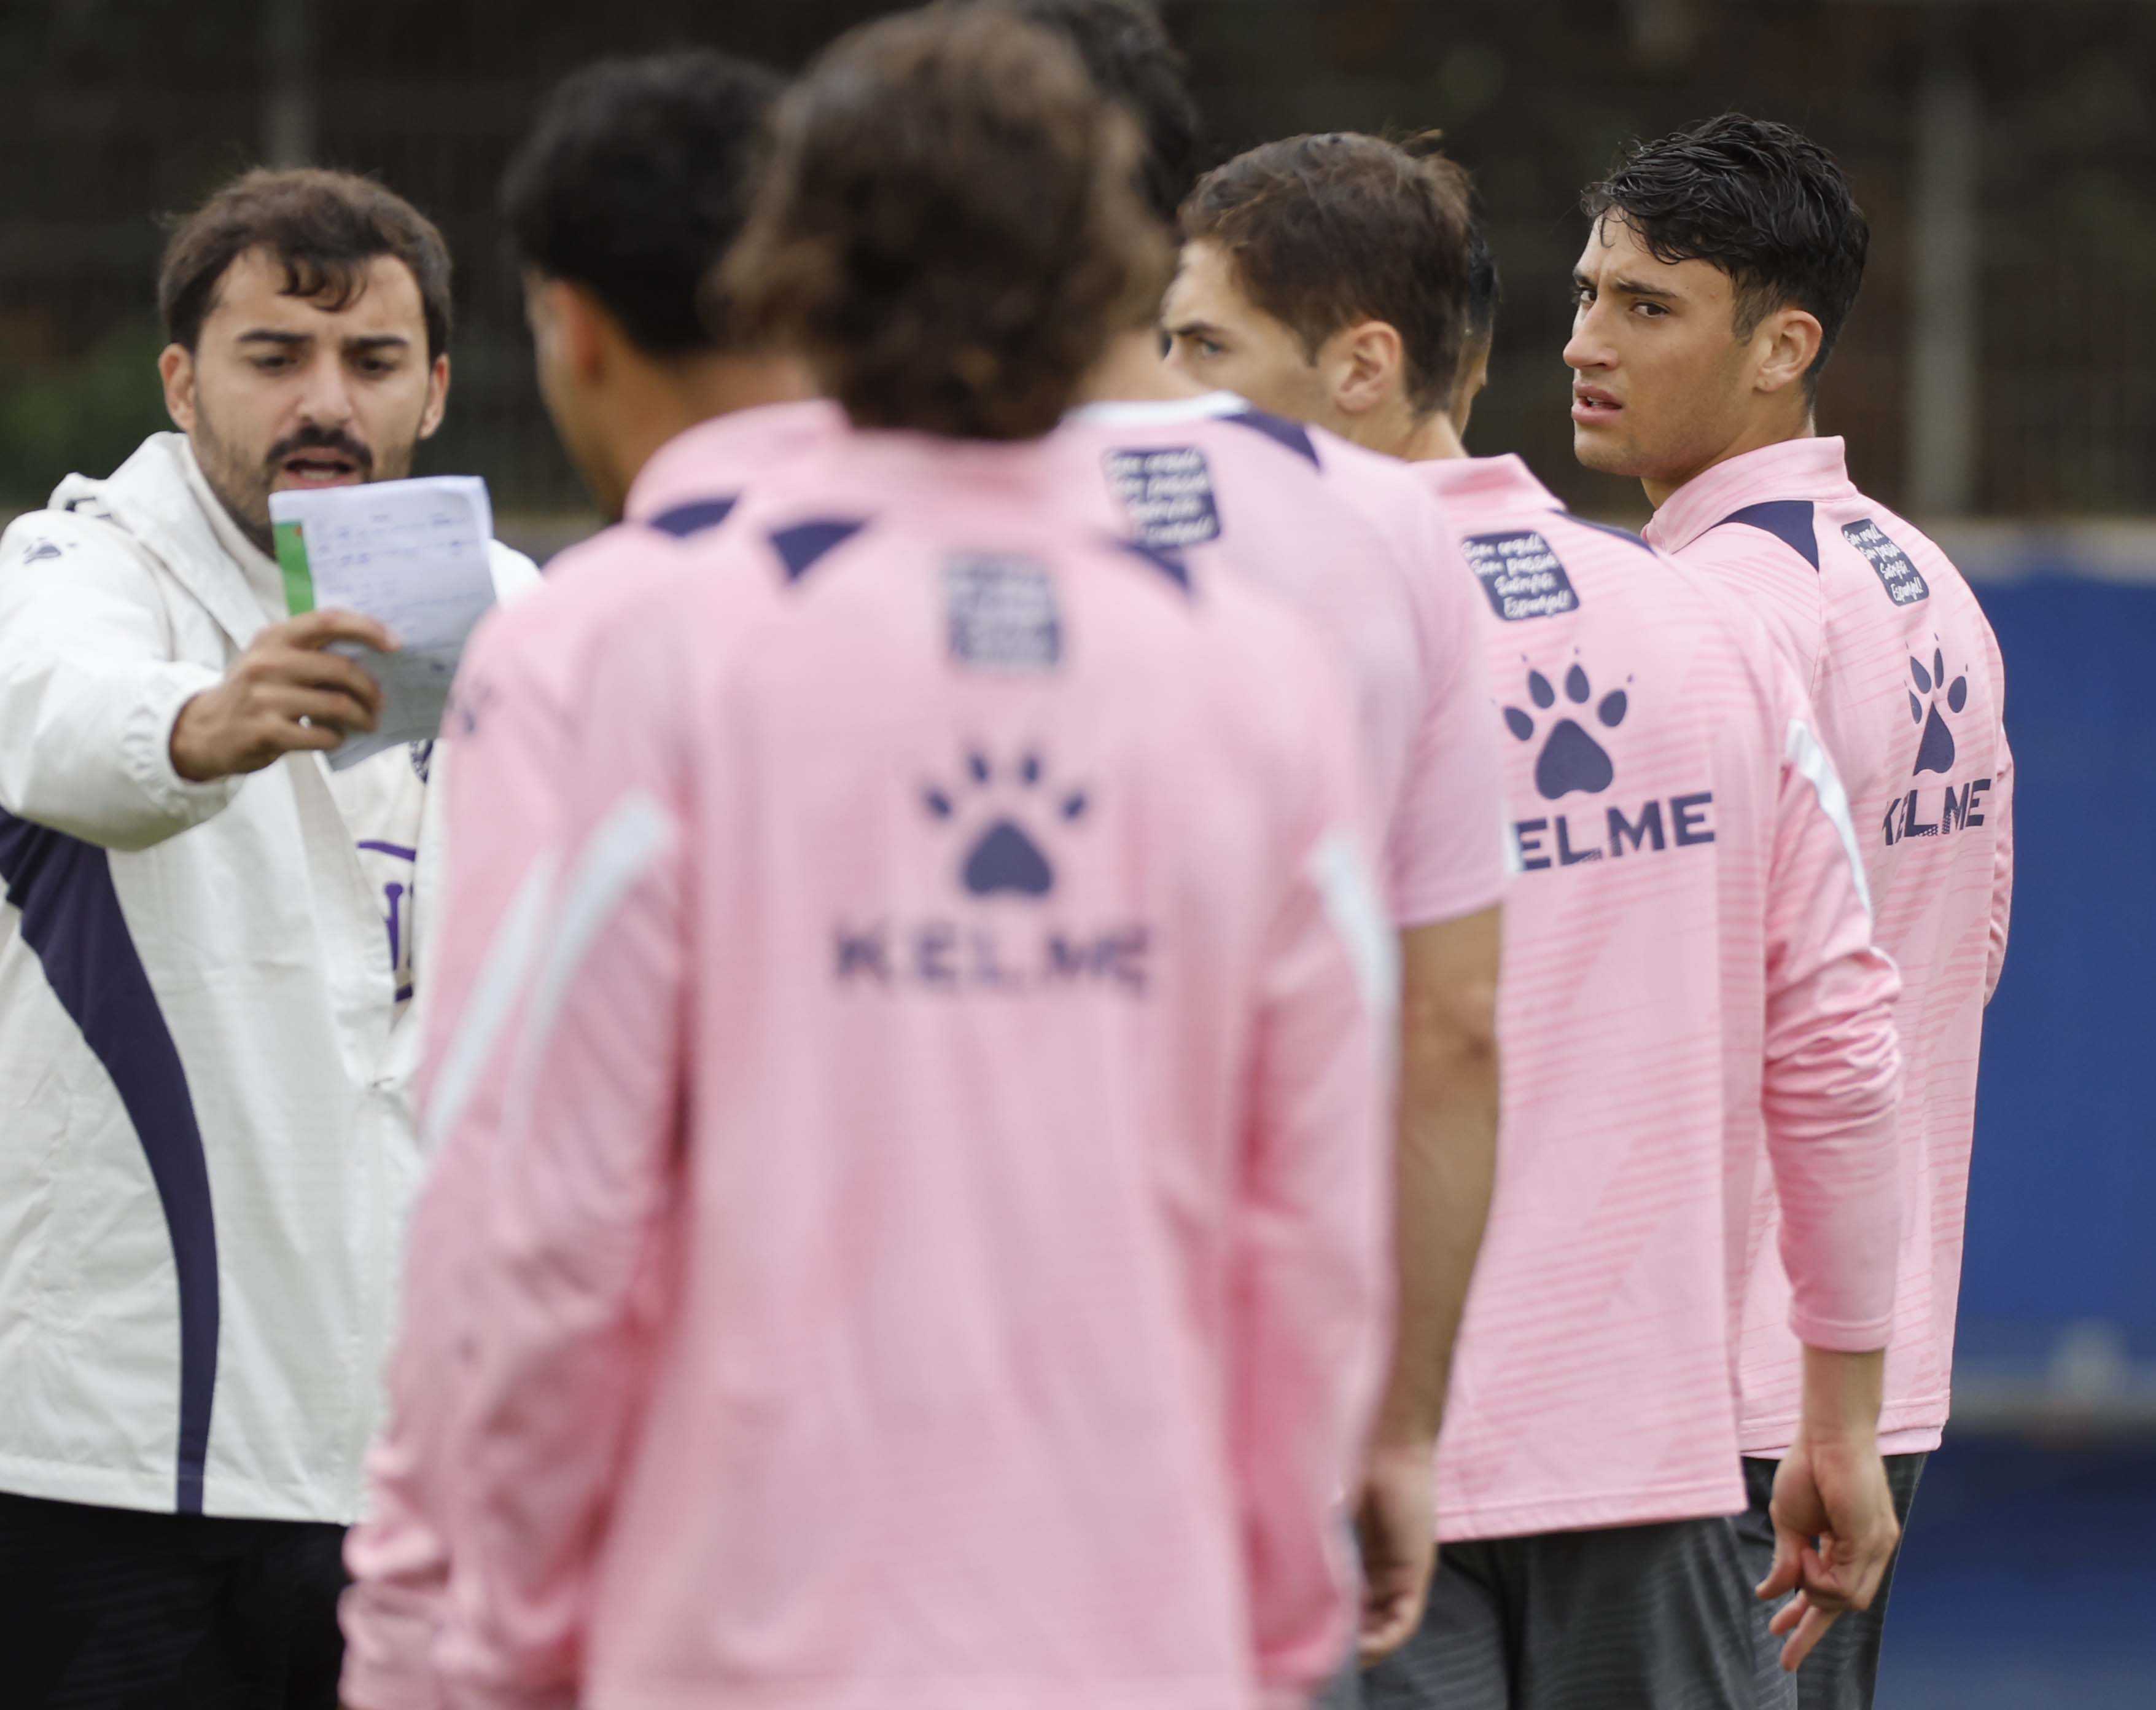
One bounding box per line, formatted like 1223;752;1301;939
160;168;453;359
1465;217;1501;349
500;51;783;356
1182;131;1475;415
720;6;1167;440
1581;113;1868;397
991;0;1202;228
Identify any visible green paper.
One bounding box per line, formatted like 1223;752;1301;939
274;520;315;615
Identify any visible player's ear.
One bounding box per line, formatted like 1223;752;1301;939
524;271;609;387
418;353;449;442
1331;319;1406;419
557;281;620;385
1753;305;1823;399
159;343;197;434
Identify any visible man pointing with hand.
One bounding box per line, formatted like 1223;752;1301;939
0;167;533;1709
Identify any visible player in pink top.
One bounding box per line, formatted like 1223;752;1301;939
338;55;831;1710
1169;131;1908;1710
1055;399;1503;935
405;14;1395;1709
1008;16;1506;1665
1569;115;2014;1710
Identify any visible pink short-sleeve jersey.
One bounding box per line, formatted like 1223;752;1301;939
338;399;844;1710
1059;394;1507;930
421;431;1397;1710
1648;437;2014;1456
1414;454;1902;1541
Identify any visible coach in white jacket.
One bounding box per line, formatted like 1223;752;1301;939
0;167;535;1706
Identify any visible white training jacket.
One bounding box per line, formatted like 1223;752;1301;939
0;432;537;1523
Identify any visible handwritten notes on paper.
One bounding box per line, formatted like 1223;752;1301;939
270;477;499;770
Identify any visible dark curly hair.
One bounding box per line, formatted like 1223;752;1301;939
500;51;782;355
1181;131;1476;415
160;168;452;358
1581;114;1868;399
1465;219;1501;346
720;6;1167;440
994;0;1202;228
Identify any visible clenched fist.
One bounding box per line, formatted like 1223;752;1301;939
171;609;399;782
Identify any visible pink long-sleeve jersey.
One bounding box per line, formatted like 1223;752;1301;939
1059;393;1506;930
427;431;1397;1710
1646;435;2014;1456
1414;454;1902;1541
339;399;844;1710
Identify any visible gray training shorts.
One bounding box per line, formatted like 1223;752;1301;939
1341;1512;1786;1710
1734;1451;1928;1710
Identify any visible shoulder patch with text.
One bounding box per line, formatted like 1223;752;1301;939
1464;529;1581;622
1103;446;1221;550
1843;518;1929;606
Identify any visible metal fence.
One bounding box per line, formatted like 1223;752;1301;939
2;0;2151;518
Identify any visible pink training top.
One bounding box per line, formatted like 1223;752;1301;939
424;431;1396;1710
1646;435;2014;1457
1059;393;1506;930
339;399;845;1710
1414;454;1902;1541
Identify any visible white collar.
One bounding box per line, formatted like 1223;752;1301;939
49;432;271;648
174;438;288;622
1065;391;1248;428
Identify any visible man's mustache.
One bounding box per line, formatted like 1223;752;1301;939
265;428;374;476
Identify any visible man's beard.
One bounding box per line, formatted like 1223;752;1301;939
190;399;410;555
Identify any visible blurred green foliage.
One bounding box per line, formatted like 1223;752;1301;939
2;1;2151;515
0;322;171;506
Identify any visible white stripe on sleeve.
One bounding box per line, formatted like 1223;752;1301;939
1310;827;1401;1026
1784;716;1873;918
424;849;559;1151
499;791;679;1140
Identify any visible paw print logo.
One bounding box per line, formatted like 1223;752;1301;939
922;749;1089;898
1908;647;1968;776
1502;661;1629;801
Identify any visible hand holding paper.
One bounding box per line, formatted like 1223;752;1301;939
269;475;502;770
170;609;400;783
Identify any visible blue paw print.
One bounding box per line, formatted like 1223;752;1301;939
1909;648;1967;776
924;750;1088;898
1503;662;1628;801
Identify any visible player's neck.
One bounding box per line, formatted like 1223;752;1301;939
1640;404;1816;509
615;353;816;493
1339;396;1467;464
1077;329;1210;406
1394;407;1469;464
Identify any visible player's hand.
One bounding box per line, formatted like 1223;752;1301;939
171;609;397;781
1353;1439;1438;1665
1756;1431;1901;1672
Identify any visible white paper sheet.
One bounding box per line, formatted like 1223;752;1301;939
269;476;499;770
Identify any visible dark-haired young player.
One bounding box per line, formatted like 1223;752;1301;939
399;10;1397;1707
1170;130;1912;1710
1003;10;1510;1660
1570;114;2014;1710
337;52;833;1710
